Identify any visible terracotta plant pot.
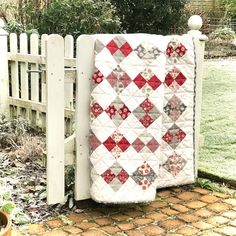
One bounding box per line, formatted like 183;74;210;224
0;210;11;236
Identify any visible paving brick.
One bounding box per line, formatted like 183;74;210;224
161;207;179;216
207;202;230;212
81;230;105;236
100;226;120;234
216;226;236;235
124;210;143;218
156;190;172;198
63;225;83;234
192;187;210;195
111;213;131;222
46;219;64;228
178;192;200;201
165;234;183;236
28;224;46;234
11;230;24;236
42;230;68;236
192;221;214;230
200;195;219;203
222;211;236;219
159;219;183;229
207;216;230;225
176;225;199;235
127;230;145;236
134;218;153;225
150;201;168;208
185;201;207;209
76;222;99;230
200;232;222;236
147;212;168;221
117;223;135;231
86;211;104;218
94;218;113;226
178;213;200;223
171;204;189;213
225;199;236;207
142;225;165;235
195;208;214;218
212;192;229;199
229;219;236;227
166;197;181;204
68;213;87;224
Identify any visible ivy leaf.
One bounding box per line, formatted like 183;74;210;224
2;202;15;214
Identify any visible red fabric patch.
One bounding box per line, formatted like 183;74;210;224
103;137;116;151
175;72;186;86
162;131;174;144
132;138;145;152
146;138;159;152
117;137;130;152
119;105;131;120
176;129;186;141
106;40;119;55
140;99;154;113
148;75;162;90
120;42;133;57
93;69;105;84
89;135;101;151
164;73;174;87
105;105;117;119
175;43;187;57
116;169;129;183
101;169;116;184
133;74;146;89
139;114;154;128
91;103;103;118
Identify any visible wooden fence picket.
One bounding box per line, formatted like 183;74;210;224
46;34;65;204
41;34;48;104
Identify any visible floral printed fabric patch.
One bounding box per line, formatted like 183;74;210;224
89;34;196;203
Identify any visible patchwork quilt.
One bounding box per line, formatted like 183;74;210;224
89;34;196;203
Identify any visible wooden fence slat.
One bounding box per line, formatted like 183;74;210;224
30;33;39;102
0;28;9;117
20;33;29;100
10;33;19;100
64;35;74;110
46;34;65;204
74;35;95;201
41;34;48;104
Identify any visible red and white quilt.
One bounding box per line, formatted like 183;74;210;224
89;34;196;203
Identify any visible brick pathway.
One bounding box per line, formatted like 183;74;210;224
12;186;236;236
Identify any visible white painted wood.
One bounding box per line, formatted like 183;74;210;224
188;15;208;179
46;34;65;204
0;28;9;117
10;33;19;99
75;35;95;200
41;34;48;104
20;33;29;100
30;34;39;102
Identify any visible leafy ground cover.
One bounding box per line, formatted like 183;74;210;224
199;58;236;184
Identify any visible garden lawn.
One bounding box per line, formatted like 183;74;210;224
199;59;236;183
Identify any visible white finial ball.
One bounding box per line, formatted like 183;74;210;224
188;15;203;30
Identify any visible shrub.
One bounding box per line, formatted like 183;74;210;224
110;0;187;34
209;27;236;42
37;0;122;37
3;21;38;34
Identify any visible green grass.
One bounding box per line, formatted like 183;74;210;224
199;60;236;183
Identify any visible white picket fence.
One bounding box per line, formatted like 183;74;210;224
0;15;207;205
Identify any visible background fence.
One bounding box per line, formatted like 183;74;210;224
7;33;75;136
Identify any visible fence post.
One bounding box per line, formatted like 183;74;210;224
0;21;9;117
188;15;208;178
46;34;65;204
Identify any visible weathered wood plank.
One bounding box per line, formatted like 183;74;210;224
46;34;65;204
75;35;94;201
